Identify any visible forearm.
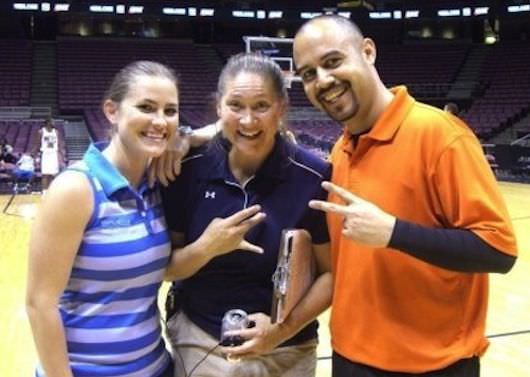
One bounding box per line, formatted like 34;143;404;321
190;124;218;147
164;238;213;280
276;272;332;342
388;219;516;273
26;304;73;377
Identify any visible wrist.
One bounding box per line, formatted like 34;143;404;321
272;319;297;345
193;235;217;261
384;215;397;247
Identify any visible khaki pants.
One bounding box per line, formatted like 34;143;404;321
166;311;317;377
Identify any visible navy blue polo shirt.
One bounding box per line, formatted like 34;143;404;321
161;135;331;346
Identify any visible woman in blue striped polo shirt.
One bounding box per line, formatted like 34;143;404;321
26;61;180;377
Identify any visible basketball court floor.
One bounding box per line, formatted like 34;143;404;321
1;182;529;376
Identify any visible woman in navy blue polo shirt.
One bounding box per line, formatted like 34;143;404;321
162;53;332;377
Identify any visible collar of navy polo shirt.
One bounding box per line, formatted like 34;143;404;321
83;142;149;198
200;133;293;183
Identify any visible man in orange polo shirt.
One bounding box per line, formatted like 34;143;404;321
293;15;517;376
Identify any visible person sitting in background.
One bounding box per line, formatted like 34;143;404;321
13;152;35;192
0;136;17;164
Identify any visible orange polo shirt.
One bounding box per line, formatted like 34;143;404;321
328;86;517;373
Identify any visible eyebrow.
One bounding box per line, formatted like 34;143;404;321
295;50;343;75
140;99;178;107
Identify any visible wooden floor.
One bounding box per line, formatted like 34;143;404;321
1;182;529;376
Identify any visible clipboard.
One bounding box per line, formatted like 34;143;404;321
271;229;315;324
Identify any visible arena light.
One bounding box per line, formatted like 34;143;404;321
462;7;471;16
188;7;196;16
268;11;283;19
300;12;322;19
13;3;39;10
369;11;392;19
129;6;144;14
162;7;186;15
474;7;489;15
438;9;461;17
233;10;255;18
41;2;50;12
405;10;419;18
89;5;114;13
507;4;530;13
485;34;497;44
200;8;214;16
116;4;125;14
54;3;69;11
338;0;374;11
337;12;351;18
256;10;266;19
393;10;402;19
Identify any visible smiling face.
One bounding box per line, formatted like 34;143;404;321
218;71;285;167
294;18;378;132
104;74;179;160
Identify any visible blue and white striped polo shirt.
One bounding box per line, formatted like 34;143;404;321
36;143;172;377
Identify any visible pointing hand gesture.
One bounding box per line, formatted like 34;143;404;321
309;181;396;248
199;205;266;257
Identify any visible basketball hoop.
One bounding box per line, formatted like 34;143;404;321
242;35;301;89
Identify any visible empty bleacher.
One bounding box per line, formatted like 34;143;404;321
462;42;530;138
0;40;32;107
1;37;529;170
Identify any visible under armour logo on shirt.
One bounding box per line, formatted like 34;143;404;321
205;191;216;199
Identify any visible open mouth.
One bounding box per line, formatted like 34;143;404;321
237;130;262;140
141;131;167;142
319;84;348;104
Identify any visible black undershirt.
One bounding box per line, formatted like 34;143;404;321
388;219;515;273
348;131;514;273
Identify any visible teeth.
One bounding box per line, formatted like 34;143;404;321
144;132;166;139
239;130;260;137
322;86;345;102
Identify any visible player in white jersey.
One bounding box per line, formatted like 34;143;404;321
39;118;61;192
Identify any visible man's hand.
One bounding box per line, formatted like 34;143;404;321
309;181;396;248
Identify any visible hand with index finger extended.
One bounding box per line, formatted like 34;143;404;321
198;205;266;257
321;181;361;205
308;199;350;217
309;181;364;215
309;181;396;248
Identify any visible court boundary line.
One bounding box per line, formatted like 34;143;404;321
486;329;530;338
511;215;530;221
316;329;530;361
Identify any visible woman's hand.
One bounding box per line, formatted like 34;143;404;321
220;312;287;359
148;129;191;187
165;205;267;280
198;205;266;258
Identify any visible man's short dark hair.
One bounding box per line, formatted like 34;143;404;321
295;14;364;41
